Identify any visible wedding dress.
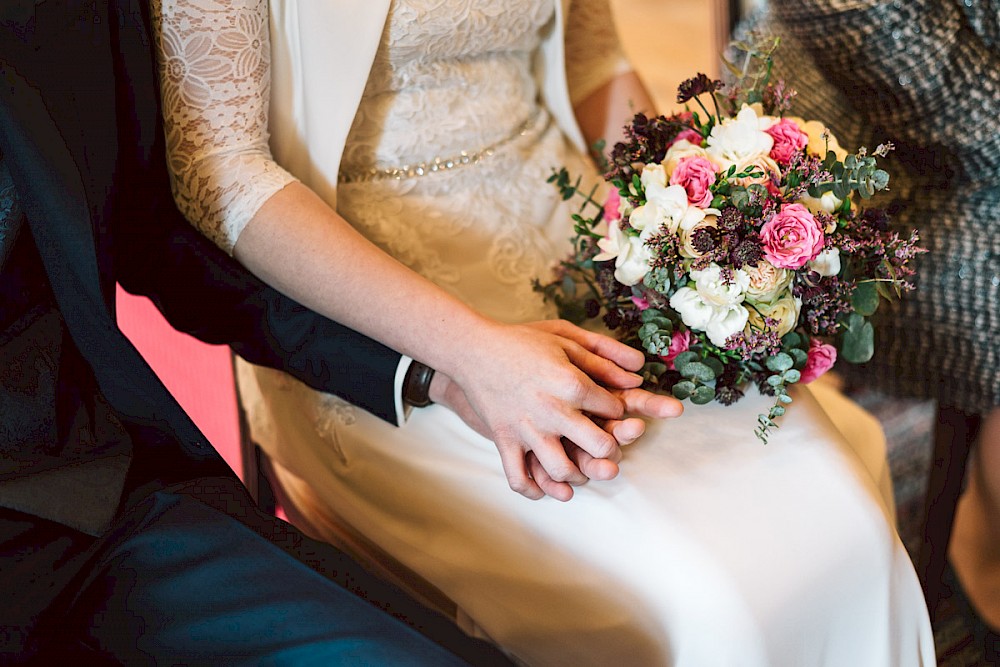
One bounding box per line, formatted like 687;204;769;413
152;0;935;664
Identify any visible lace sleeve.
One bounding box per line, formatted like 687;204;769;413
151;0;297;255
563;0;633;106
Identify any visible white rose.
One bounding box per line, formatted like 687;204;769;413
705;304;750;347
670;281;750;347
614;234;653;285
690;263;750;307
663;139;710;177
706;104;774;171
808;247;842;277
669;286;715;331
746;291;802;337
744;261;792;303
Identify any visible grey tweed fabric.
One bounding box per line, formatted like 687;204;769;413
745;0;1000;414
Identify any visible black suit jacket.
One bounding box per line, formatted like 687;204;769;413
0;0;403;535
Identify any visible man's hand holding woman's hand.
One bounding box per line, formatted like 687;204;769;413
429;319;683;501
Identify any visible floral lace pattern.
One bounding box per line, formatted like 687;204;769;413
152;0;627;263
338;0;625;320
152;0;296;254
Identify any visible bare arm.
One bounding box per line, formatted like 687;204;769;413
152;0;677;500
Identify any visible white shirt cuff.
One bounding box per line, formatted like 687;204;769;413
395;356;414;424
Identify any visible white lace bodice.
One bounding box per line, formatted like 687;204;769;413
152;0;628;255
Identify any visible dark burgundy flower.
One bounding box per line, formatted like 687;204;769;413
677;73;723;104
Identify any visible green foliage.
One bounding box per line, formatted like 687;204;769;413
638;309;674;356
840;312;875;363
643;268;672;293
851;281;880;317
809;148;892;201
721;36;781;114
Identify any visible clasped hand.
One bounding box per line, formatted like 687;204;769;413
429;319;683;501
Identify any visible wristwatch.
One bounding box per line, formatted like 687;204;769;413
403;361;436;408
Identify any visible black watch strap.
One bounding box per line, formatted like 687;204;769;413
403;361;435;408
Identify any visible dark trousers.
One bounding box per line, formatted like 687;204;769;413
0;474;511;666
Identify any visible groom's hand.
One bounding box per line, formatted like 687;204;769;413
431;320;682;501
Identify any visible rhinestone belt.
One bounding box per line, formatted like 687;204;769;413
339;108;548;183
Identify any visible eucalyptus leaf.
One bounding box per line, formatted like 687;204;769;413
769;405;786;418
682;361;717;383
841;313;875;363
731;188;750;211
790;347;809;368
779;393;794;404
766;374;783;387
851;281;880;316
783;368;801;384
766;352;794;373
691;385;715;405
673;351;699;374
703;356;725;377
672;381;695;400
782;332;802;350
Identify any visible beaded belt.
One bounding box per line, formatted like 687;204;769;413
339;108;548;184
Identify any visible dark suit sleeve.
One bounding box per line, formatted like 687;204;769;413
0;1;403;426
106;2;403;425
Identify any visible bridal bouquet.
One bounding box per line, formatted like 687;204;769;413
536;40;924;442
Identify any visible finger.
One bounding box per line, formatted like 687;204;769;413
554;412;623;461
526;452;574;502
529;434;589;486
495;440;544;500
565;442;620;481
600;417;646;446
562;344;644;390
536;320;646;372
612;387;685;420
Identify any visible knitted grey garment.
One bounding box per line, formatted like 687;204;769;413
742;0;1000;414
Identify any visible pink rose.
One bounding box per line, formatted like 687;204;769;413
760;203;825;269
669;155;717;207
604;188;622;222
799;338;837;384
670;127;705;148
659;329;692;369
765;118;809;164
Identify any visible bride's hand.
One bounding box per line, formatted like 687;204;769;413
431;320;683;501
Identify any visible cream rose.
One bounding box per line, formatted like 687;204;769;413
798;190;843;219
743;261;792;303
679;214;719;259
788;117;849;161
732;154;781;191
746;291;802;337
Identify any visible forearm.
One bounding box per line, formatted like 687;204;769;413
573;70;656;156
232;182;497;381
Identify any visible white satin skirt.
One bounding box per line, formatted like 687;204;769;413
238;357;935;667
